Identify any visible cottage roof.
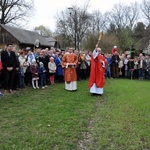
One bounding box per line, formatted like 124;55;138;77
45;37;56;47
0;24;52;47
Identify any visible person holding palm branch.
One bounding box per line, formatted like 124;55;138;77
88;44;107;96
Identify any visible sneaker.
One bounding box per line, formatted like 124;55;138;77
36;86;39;89
45;85;48;88
42;86;45;89
33;87;36;89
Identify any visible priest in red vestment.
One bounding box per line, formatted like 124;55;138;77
88;45;106;95
62;47;78;91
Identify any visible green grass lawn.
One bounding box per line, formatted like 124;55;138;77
0;79;150;150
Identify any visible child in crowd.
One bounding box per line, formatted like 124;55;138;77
48;57;56;85
30;59;39;89
38;62;47;89
106;53;113;79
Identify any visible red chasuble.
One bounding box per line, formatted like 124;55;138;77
88;54;106;88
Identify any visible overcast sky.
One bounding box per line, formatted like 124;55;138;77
28;0;142;32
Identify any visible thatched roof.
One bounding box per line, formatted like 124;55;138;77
0;24;53;47
45;37;56;47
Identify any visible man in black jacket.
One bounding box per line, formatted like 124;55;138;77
1;43;17;94
111;51;120;78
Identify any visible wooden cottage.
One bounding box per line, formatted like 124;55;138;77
0;24;58;50
45;37;60;49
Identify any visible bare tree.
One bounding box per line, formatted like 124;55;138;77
55;11;72;49
103;2;141;50
107;3;127;32
124;2;139;29
56;5;91;50
105;2;139;31
55;1;147;51
0;0;34;26
89;10;107;34
140;0;150;25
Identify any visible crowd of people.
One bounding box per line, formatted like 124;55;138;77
106;45;150;80
0;43;150;96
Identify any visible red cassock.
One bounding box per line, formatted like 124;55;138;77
88;54;106;89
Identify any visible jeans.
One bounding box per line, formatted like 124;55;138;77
19;76;25;87
106;66;111;78
147;70;150;80
138;69;144;79
125;70;129;77
40;76;46;87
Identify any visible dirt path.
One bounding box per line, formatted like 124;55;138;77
76;96;108;150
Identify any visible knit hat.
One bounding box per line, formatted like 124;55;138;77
39;62;44;68
50;57;54;60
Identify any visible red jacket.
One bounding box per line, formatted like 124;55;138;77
112;48;118;55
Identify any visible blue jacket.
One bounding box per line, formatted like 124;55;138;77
55;57;63;76
38;67;46;78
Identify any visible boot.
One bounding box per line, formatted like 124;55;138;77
32;80;36;89
36;80;39;89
